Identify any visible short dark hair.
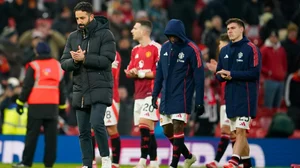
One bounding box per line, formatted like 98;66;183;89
136;20;153;30
219;33;230;42
73;1;93;14
226;18;245;29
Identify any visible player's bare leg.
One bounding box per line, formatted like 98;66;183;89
106;125;121;168
240;137;251;168
224;128;247;168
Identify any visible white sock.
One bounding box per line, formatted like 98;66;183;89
150;160;158;166
139;158;146;165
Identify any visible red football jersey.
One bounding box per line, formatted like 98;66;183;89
112;51;121;103
127;41;161;99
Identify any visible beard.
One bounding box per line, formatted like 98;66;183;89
78;17;91;30
78;23;87;30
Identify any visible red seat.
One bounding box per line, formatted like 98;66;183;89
250;119;261;129
259;117;272;130
255;128;267;138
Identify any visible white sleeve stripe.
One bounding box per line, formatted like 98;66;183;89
284;74;293;107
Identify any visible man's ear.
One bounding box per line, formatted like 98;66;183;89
90;13;94;20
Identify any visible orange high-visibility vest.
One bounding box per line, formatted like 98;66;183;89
27;59;64;104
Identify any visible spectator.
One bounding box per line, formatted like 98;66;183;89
148;0;168;43
242;0;263;26
19;19;66;60
120;0;134;25
281;23;300;74
109;10;126;45
52;6;75;38
0;0;11;34
202;15;224;60
285;70;300;129
260;30;287;109
0;77;24;135
0;27;23;78
10;0;39;35
167;0;196;39
22;32;43;66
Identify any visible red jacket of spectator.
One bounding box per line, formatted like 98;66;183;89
260;40;287;81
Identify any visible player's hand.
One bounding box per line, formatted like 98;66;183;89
16;99;25;115
70;46;86;62
59;104;67;114
206;59;218;73
195;104;205;116
151;97;158;109
216;69;232;80
130;68;138;75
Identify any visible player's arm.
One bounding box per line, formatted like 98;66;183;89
83;30;116;69
125;62;138;78
18;66;35;102
59;78;67;106
216;48;226;82
230;46;262;81
124;48;139;78
60;33;81;72
152;57;163;98
191;48;204;106
138;46;161;79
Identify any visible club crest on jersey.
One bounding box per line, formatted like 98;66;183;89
139;60;144;68
237;52;243;62
238;52;243;58
177;52;185;63
146;51;152;58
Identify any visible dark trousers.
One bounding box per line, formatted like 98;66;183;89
76;103;109;167
22;116;57;167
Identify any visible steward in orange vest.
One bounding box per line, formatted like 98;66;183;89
13;42;66;168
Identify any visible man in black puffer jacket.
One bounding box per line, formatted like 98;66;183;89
60;2;116;168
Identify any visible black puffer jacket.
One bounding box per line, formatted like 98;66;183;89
61;16;116;108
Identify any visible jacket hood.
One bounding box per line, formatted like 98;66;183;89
79;16;110;33
164;19;188;43
264;39;281;49
230;36;250;46
94;16;110;30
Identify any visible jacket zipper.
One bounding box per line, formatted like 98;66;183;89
80;31;89;109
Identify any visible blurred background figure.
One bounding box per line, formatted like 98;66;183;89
260;30;287;109
0;77;24;135
0;26;22;79
19;19;66;60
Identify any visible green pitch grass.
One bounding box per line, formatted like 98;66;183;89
0;163;290;168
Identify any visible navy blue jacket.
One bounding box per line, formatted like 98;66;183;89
152;19;204;115
217;36;262;118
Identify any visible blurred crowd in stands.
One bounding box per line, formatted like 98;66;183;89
0;0;300;138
